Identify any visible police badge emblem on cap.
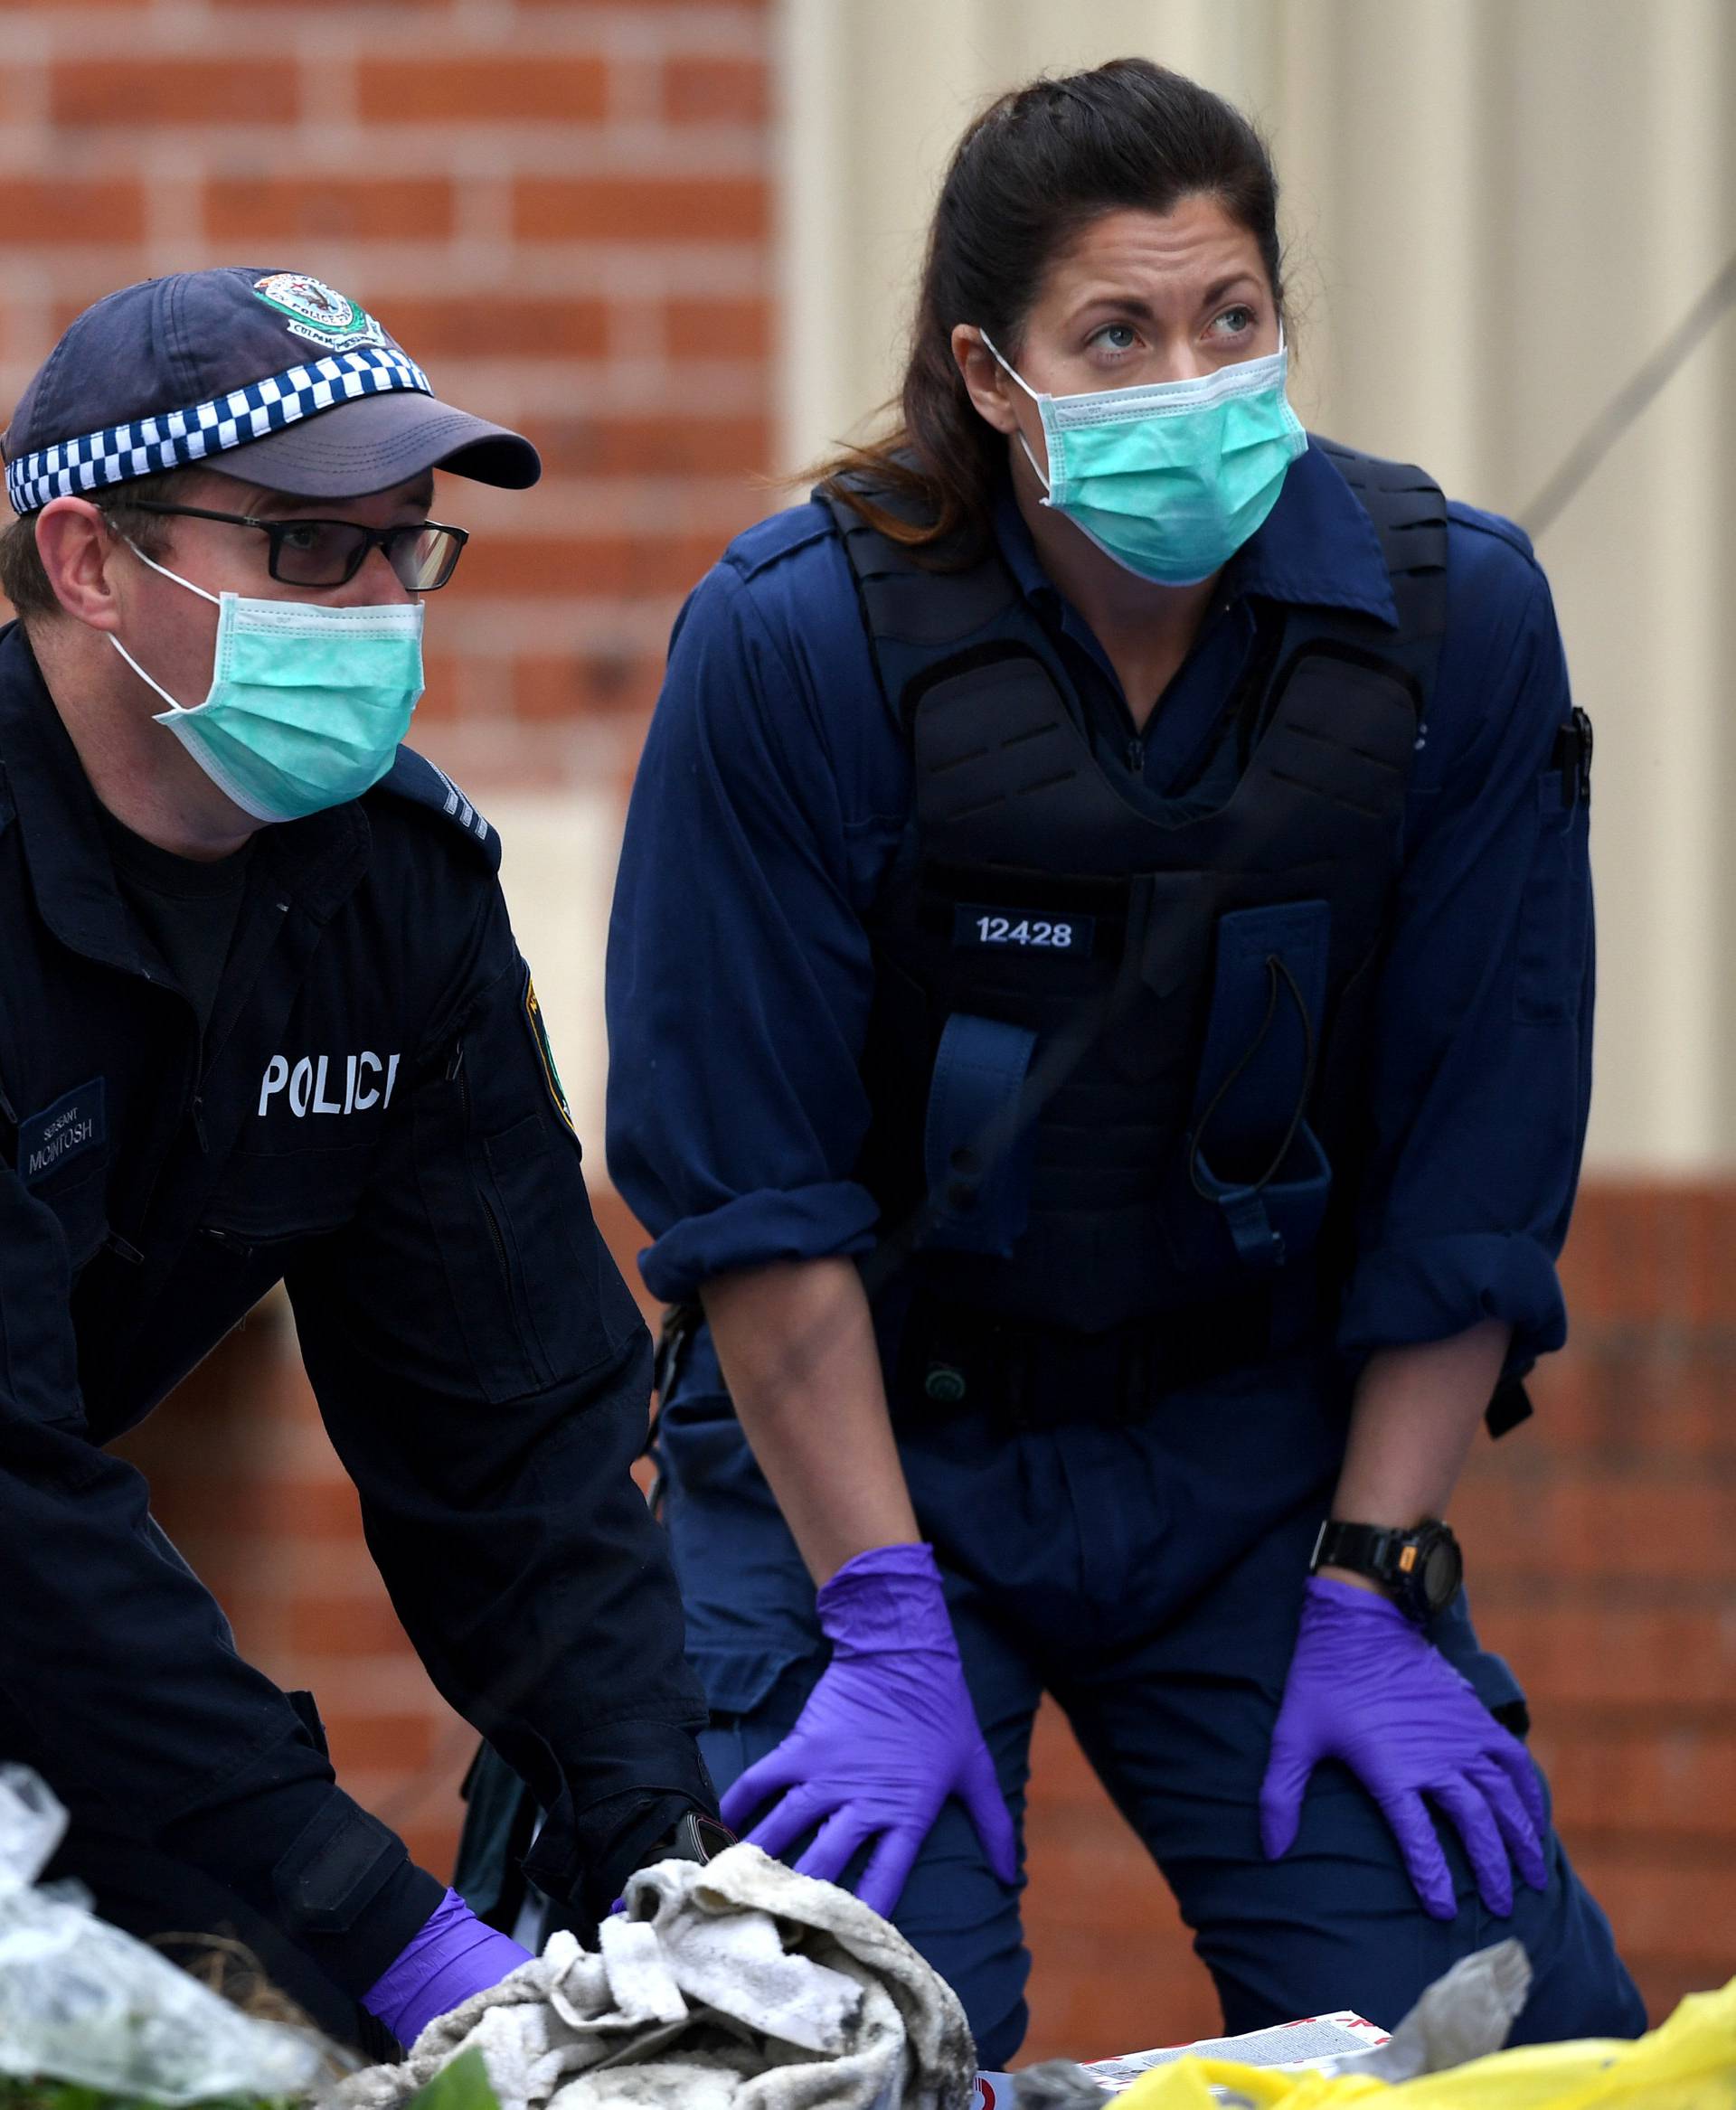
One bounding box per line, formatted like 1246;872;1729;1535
251;273;389;355
2;266;542;512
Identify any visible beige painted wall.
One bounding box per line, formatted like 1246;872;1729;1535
774;0;1736;1170
490;787;625;1156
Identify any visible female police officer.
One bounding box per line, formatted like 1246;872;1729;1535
604;60;1643;2062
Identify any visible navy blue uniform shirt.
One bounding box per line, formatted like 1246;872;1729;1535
0;621;710;1995
607;441;1593;1370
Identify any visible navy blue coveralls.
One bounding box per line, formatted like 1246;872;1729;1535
0;621;710;2044
605;441;1644;2062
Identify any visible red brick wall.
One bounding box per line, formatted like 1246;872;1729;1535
0;0;773;785
120;1185;1736;2058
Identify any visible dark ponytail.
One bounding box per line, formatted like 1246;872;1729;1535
814;58;1284;562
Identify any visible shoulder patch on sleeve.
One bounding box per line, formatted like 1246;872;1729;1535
522;962;577;1135
373;747;502;871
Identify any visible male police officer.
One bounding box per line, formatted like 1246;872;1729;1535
0;268;714;2052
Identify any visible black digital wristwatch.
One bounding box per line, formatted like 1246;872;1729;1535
646;1810;737;1866
1310;1516;1463;1624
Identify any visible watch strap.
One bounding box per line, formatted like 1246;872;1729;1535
1310;1518;1422;1586
1311;1516;1461;1623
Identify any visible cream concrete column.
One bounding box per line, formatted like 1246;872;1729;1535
487;787;625;1153
1617;0;1731;1163
773;0;1736;1169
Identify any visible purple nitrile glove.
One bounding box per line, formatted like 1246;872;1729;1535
720;1541;1016;1920
361;1888;533;2050
1260;1576;1550;1921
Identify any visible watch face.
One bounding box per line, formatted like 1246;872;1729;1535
1420;1534;1463;1611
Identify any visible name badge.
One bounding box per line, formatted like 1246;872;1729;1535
20;1079;106;1185
953;905;1095;957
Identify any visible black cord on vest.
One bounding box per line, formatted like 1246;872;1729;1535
1188;954;1317;1200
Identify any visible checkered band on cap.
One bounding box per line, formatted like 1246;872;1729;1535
4;344;432;514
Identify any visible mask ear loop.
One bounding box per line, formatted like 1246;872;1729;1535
108;540;224;715
127;541;222;607
976;330;1052;495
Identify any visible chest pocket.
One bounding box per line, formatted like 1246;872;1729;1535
201;1139;377;1245
412;1081;643;1408
35;1157;110;1278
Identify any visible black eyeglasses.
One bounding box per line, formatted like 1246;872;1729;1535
119;500;469;592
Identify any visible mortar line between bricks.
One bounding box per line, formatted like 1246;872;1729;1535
1560;1832;1736;1866
1472;1574;1736;1607
447;465;773;495
0;350;771;412
147;4;769;60
303;13;361;127
586;5;769;63
1535;1707;1736;1730
448;0;513;41
430;600;731;650
0;18;52;67
24;128;769;176
6;55;52;131
0;248;771;300
378;365;769;410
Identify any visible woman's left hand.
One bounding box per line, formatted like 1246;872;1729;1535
1259;1576;1550;1920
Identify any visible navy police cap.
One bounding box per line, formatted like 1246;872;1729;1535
2;267;541;515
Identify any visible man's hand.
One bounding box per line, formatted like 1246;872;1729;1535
1260;1577;1549;1920
720;1542;1016;1920
362;1888;533;2050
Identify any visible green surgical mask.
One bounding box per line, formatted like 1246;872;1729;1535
982;332;1307;587
111;546;425;823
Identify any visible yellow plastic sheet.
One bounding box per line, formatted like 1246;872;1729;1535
1113;1975;1736;2110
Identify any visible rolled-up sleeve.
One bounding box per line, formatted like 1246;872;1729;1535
1338;516;1592;1368
607;551;891;1303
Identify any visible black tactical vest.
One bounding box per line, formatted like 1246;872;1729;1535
826;445;1448;1342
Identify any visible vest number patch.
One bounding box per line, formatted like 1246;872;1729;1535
954;905;1094;957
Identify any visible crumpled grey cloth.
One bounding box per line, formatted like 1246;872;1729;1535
1351;1938;1531;2082
327;1843;975;2110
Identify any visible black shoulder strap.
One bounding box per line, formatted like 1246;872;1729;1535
1312;440;1449;695
815;479;1024;722
822;443;1453;720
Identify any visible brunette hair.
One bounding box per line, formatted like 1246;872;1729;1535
814;58;1285;561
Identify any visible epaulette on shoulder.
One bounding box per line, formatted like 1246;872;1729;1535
373;747;502;872
721;500;836;586
1447;497;1538;566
